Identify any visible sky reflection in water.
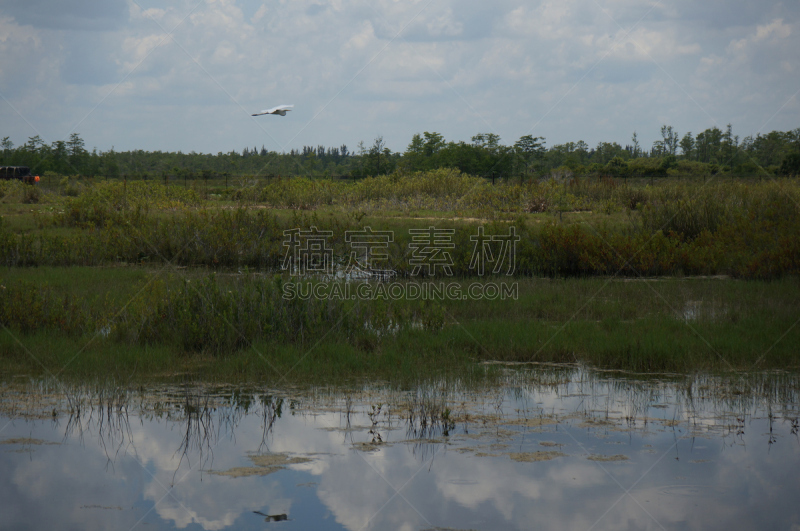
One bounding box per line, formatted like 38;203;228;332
1;367;799;531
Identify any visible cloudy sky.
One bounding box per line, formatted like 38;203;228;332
1;0;798;155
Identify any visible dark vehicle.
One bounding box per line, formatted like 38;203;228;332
0;166;39;184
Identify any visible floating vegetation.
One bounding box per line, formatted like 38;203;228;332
587;454;629;462
0;437;59;446
209;453;313;478
508;451;566;462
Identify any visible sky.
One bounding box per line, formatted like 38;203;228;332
1;0;798;155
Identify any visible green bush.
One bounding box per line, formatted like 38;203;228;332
55;181;202;227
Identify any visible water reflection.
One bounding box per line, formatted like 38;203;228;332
1;367;799;530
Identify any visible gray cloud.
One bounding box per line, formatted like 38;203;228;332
0;0;128;30
60;34;120;86
0;0;797;153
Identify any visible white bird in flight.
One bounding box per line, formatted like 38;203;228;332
252;104;294;116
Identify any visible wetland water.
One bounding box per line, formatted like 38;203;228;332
1;366;799;530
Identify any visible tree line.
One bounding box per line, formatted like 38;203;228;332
2;124;799;182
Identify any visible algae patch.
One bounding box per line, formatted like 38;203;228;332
350;441;390;452
587;454;629;462
1;437;59;446
508;451;566;462
209;453;312;478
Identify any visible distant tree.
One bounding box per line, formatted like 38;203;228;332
547;141;589;168
0;137;12;164
721;124;738;169
631;132;641;158
679;132;695;159
659;125;679;156
102;150;120;179
364;136;390;176
606;156;629;179
471;133;501;152
423;132;445;156
779;152;800;176
406;135;422;152
514;135;546;180
67;133;89;173
51;140;69;174
593;141;627;164
25;135;45;152
696;127;723;163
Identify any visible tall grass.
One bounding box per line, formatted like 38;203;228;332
1;273;798;376
1;175;799;278
0;272;445;356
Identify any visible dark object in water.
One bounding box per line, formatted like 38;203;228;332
253;511;289;522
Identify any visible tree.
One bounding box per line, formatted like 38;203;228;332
364;136;391;176
695;126;722;163
679;132;695;159
67;133;89;174
472;133;501;152
779;152;800;176
51;140;70;174
422;132;445;156
547;141;588;168
631;132;641;158
514;135;546;179
66;133;85;156
0;137;12;164
660;125;679;156
593;142;626;164
25;135;45;152
721;124;739;169
606;156;629;179
102;151;120;179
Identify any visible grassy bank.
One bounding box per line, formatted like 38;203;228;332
1;173;799;383
2;173;799;278
1;269;798;382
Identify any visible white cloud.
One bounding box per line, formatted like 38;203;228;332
728;17;792;53
0;0;798;153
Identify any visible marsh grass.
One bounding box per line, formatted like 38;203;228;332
2;174;798;278
1;174;799;381
1;270;797;380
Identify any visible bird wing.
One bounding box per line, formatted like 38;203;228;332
252;104;294;116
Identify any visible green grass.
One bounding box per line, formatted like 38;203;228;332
1;270;798;383
1;174;799;383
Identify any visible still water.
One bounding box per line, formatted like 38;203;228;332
1;366;799;530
